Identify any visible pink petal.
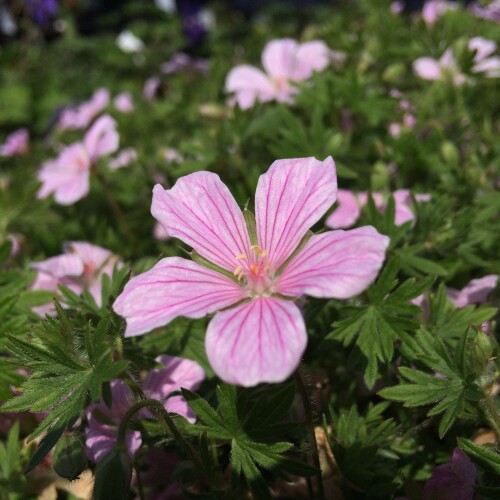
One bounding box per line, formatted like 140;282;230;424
325;189;362;229
413;57;441;80
83;114;119;163
275;226;389;299
164;395;196;423
468;37;497;62
448;275;498;308
113;257;247;337
472;56;500;77
151;173;251;273
261;38;298;80
225;65;275;109
205;298;307;387
255;156;337;270
292;41;331;81
31;254;84;278
393;189;415;225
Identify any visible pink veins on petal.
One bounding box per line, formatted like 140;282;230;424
113;156;390;387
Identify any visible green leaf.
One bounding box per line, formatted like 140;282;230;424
457;438;500;474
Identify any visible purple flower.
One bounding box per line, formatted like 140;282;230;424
423;448;476;500
86;356;204;462
113;157;389;387
25;0;58;26
161;52;209;75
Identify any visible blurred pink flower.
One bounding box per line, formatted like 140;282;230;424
86;356;204;462
164;148;183;163
58;88;110;131
469;37;500;78
469;0;500;23
113;157;389;386
0;128;29;157
109;148;137;170
390;1;404;14
413;48;466;85
143;77;161;101
37;115;119;205
161;52;209;75
226;39;332;109
326;188;430;229
30;241;121;316
423;448;476;500
114;92;135;113
422;1;457;25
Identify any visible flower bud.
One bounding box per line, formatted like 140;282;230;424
52;434;87;481
92;449;133;500
441;141;459;165
383;63;406;83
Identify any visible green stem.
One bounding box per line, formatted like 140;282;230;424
484;391;500;442
115;398;207;480
295;367;325;500
94;170;135;245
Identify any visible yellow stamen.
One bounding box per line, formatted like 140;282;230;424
235;253;248;260
250;245;267;257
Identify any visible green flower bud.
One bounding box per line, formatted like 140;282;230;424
383;63;406;83
441;141;459;166
92;449;133;500
52;434;87;481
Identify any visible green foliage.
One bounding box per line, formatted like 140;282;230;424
325;258;434;388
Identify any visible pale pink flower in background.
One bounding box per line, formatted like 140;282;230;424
470;0;500;22
0;128;29;157
422;0;457;24
153;221;170;241
161;52;209;75
114;92;135;113
413;48;466;85
86;356;204;462
30;241;121;316
468;36;500;78
390;1;404;14
113;157;389;386
423;448;476;500
326;188;430;229
164;148;183;163
143;77;161;101
109;148;137;170
447;274;498;308
58;88;110;131
225;38;332;109
37;115;119;205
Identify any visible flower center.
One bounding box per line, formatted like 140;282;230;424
233;245;273;295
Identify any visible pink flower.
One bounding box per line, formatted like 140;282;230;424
447;275;498;309
114;92;135;113
423;448;476;500
86;356;204;462
390;1;404;14
143;77;161;101
422;1;457;25
413;48;466;85
30;241;121;315
225;39;332;109
161;52;209;75
326;189;430;229
58;88;110;131
469;0;500;23
164;148;183;163
113;157;389;386
109;148;137;170
0;128;29;157
469;37;500;78
37;115;119;205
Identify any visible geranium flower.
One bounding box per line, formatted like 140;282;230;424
58;88;110;131
413;48;466;85
143;77;161;101
0;128;29;157
37;115;119;205
161;52;209;75
109;148;137;170
423;448;476;500
422;0;457;25
30;241;121;316
113;157;389;386
469;37;500;78
225;39;332;109
114;92;135;113
326;188;430;229
86;356;204;462
447;274;498;309
470;0;500;23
